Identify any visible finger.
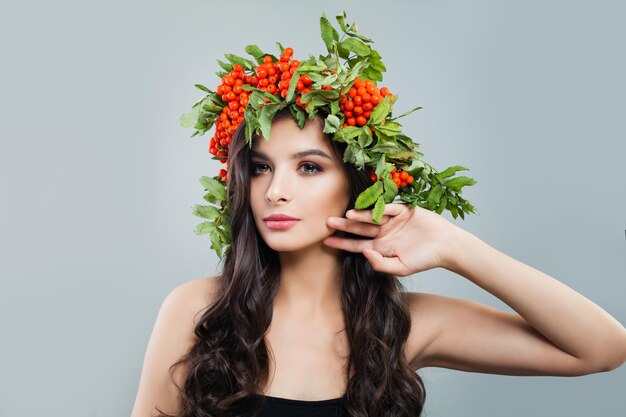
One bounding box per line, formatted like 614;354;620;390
362;248;411;277
347;202;409;223
381;203;410;217
345;210;390;225
327;217;381;238
323;235;374;253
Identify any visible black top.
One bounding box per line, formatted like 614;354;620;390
253;394;348;417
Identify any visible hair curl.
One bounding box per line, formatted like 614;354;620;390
156;107;427;417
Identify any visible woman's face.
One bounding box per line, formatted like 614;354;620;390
249;116;350;252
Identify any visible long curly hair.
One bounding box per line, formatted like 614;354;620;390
157;107;427;417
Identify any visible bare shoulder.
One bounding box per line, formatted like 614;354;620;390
168;276;221;326
130;276;221;417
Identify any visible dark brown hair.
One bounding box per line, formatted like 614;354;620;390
156;107;427;417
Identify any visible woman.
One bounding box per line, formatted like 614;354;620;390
131;106;626;417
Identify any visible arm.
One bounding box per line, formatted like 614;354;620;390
411;228;626;375
130;278;216;417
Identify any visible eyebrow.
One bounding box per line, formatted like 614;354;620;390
250;149;333;161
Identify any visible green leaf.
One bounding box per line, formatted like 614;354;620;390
388;105;423;122
371;142;400;154
373;121;401;136
395;134;419;151
368;95;392;125
383;177;398;204
335;11;347;32
435;166;470;181
195;221;214;235
374;154;387;177
194;84;213;94
216;59;233;72
223;53;255;71
427;184;443;209
330;99;340;116
288;103;306;128
244;107;257;144
192;204;221;219
203;192;220;204
285;66;302;102
358;125;373;148
361;66;383;82
323;114;341;134
258;103;286;141
436;195;448;214
297;62;326;72
340;60;366;92
449;203;459;219
216;226;229;244
320;14;338;53
209;228;222;257
180;101;203;128
339;37;370;56
337;42;350;59
346;31;373;43
341;126;362;140
355;180;383;209
443;176;477;192
244;44;266;63
199;176;226;200
369;50;386;72
222;221;232;238
353;148;367;170
342;144;354;164
300;88;339;104
372;195;386;223
315;73;338;87
387;149;418;160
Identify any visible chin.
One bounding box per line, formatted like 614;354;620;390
261;232;329;253
263;238;319;253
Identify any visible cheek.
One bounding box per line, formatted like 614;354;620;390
316;174;350;211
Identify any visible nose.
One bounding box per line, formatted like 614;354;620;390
265;165;292;205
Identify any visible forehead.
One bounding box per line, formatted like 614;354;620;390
251;116;333;156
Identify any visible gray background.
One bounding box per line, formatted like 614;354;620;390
1;1;624;416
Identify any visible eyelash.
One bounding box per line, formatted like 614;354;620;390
250;162;323;176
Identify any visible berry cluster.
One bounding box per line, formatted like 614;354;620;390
210;47;311;183
367;166;414;189
212;62;247;175
208;49;394;184
339;78;394;127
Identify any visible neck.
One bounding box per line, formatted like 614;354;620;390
274;243;343;316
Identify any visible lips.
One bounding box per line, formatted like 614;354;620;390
263;213;300;231
263;214;300;221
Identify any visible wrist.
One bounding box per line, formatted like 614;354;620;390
440;224;476;273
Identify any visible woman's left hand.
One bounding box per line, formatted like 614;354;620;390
324;203;462;276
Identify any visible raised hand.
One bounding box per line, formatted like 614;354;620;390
324;203;462;276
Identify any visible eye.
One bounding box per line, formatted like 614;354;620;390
249;162;323;176
300;162;323;175
250;163;269;176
